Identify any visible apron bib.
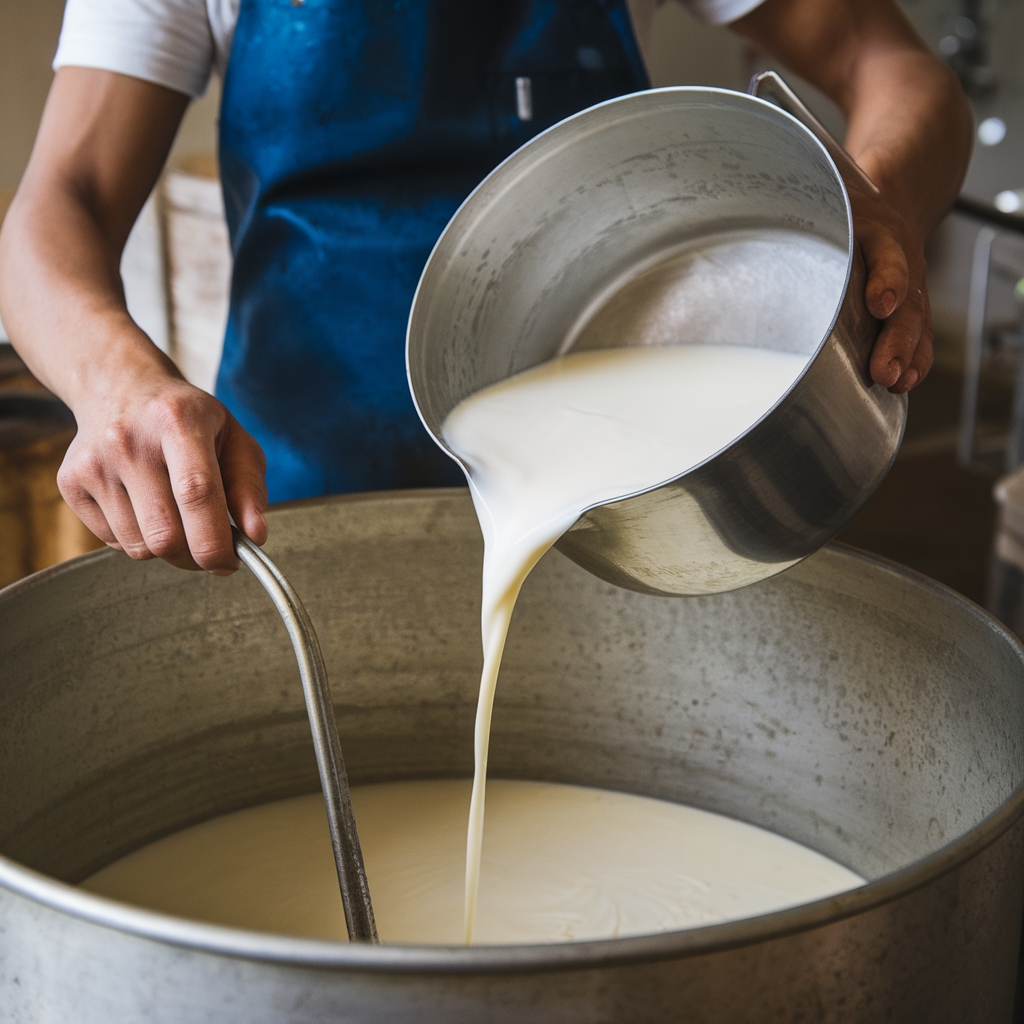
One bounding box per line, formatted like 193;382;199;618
217;0;649;500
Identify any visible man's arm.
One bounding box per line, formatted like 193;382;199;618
731;0;973;393
0;67;267;573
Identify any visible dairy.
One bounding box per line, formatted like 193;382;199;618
83;343;850;949
442;342;812;941
83;779;863;945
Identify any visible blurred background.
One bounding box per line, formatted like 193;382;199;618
1;0;1023;612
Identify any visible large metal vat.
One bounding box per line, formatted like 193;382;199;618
1;490;1023;1022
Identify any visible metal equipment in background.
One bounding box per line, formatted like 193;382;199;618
938;0;997;95
957;202;1024;472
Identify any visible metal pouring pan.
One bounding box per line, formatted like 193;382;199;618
1;492;1024;1022
407;84;906;596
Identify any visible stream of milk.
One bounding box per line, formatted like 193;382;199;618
441;342;814;943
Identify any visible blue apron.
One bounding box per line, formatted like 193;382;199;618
217;0;649;501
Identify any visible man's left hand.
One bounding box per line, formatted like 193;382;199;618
852;187;933;394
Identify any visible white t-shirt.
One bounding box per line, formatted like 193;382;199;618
53;0;765;100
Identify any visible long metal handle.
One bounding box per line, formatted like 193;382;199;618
233;527;378;943
748;71;880;197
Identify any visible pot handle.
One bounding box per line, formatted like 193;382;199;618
233;527;379;943
748;71;880;198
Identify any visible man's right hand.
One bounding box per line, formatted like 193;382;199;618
59;355;268;574
0;67;269;574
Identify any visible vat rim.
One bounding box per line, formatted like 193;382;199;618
1;493;1023;973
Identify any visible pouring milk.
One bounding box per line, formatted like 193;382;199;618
82;331;869;946
442;341;816;943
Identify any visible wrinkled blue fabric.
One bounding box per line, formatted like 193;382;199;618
217;0;649;501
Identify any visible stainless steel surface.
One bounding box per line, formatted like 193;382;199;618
748;71;881;197
1;491;1024;1022
958;228;1024;471
407;87;906;597
232;527;377;943
960;226;999;466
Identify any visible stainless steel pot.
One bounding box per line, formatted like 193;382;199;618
407;87;905;596
1;492;1023;1022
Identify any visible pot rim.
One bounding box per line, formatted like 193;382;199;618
2;493;1023;975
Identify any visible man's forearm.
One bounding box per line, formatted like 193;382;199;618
0;178;179;409
733;0;973;240
842;49;971;240
0;68;189;404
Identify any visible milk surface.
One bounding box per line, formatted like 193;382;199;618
442;343;812;941
83;779;862;944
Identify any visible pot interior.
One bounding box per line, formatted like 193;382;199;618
408;88;851;438
0;492;1022;908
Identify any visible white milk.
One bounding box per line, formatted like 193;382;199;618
83;779;862;944
82;343;858;948
442;343;812;942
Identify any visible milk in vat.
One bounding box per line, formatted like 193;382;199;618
85;779;861;944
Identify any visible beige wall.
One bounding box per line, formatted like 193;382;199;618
647;2;746;90
0;0;220;193
0;0;66;192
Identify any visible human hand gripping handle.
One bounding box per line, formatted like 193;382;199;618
749;70;930;395
57;353;269;575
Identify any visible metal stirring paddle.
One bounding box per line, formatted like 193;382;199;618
232;527;378;943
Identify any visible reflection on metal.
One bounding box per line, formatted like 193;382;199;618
515;77;532;122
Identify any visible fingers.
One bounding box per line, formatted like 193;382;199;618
220;415;269;546
59;429;156;561
853;192;932;394
121;462;201;571
868;281;934;393
859;218;910;323
57;464;122;550
162;416;238;576
58;380;269;574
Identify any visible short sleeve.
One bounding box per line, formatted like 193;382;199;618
53;0;216;99
680;0;768;26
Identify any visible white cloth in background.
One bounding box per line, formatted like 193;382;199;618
53;0;765;99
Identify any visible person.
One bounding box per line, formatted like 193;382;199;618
0;0;972;577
